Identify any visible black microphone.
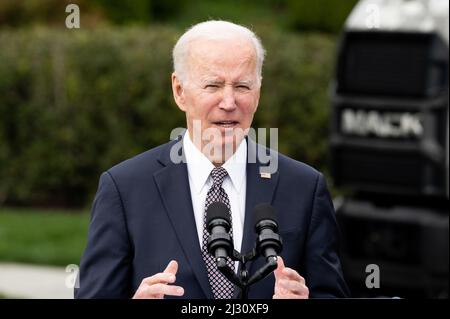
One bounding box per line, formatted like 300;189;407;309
206;202;234;264
253;203;283;262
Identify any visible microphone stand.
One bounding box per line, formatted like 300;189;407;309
216;249;278;299
206;205;282;299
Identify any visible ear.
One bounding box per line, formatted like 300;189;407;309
172;72;186;112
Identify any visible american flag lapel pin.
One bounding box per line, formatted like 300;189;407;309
260;172;271;179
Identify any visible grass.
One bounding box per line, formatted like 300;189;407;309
0;208;90;267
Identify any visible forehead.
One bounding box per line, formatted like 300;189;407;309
186;38;257;79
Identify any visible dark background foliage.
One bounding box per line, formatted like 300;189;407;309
0;0;357;207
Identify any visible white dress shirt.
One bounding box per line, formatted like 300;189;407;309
183;132;247;266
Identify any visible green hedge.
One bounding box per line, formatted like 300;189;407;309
0;0;357;34
0;27;337;207
286;0;359;33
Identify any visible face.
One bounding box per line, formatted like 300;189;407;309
172;37;261;164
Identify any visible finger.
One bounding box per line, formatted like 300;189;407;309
274;281;289;295
143;272;176;286
133;287;163;299
133;284;164;299
282;267;303;282
273;293;308;299
279;279;309;296
274;256;285;280
146;283;184;297
277;256;285;269
163;260;179;276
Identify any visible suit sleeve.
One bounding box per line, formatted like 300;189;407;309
303;173;350;298
74;171;133;298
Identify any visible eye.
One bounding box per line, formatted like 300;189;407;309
236;85;250;90
204;84;220;90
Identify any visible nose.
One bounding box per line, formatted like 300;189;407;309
219;85;237;111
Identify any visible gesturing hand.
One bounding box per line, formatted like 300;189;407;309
133;260;185;299
273;256;309;299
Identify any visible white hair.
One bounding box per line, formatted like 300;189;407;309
172;20;266;85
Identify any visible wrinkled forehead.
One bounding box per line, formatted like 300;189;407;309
186;38;257;78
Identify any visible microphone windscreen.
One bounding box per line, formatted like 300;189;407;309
206;202;230;226
252;203;277;226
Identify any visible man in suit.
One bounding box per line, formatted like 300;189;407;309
75;20;349;299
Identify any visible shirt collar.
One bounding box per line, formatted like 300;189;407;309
222;137;247;193
183;131;247;194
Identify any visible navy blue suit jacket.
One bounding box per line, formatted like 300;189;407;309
75;137;349;298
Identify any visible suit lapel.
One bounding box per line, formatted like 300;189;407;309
235;138;279;298
153;139;213;299
154;137;279;299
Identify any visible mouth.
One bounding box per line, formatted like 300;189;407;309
211;120;239;128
